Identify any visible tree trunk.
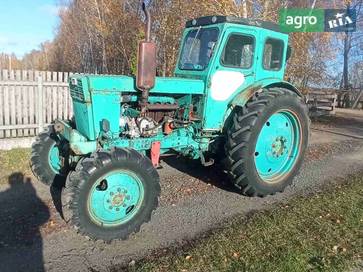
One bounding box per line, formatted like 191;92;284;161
242;0;247;18
342;31;349;90
94;0;108;73
341;3;351;90
263;1;270;19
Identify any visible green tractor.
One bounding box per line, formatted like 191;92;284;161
31;4;308;241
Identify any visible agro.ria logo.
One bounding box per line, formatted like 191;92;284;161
325;9;356;32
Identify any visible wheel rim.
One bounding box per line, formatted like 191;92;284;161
48;143;61;173
88;170;144;227
254;110;301;183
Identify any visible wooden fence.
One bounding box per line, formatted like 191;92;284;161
306;89;338;117
0;70;73;139
336;88;363;109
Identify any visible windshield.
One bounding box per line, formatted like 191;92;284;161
179;28;219;71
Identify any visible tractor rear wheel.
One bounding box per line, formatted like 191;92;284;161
225;88;309;197
31;125;68;186
61;148;160;241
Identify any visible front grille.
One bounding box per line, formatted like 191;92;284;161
70;80;84;101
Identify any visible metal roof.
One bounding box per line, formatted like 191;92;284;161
185;16;286;34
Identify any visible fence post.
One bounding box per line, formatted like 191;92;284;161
37;75;44;133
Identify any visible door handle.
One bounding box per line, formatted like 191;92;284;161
244;72;255;77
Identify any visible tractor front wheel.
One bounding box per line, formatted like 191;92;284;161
61;148;160;241
225;88;309;197
31;125;68;186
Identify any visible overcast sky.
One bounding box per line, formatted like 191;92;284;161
0;0;61;57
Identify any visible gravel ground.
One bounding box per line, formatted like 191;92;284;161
0;119;362;271
311;112;363;140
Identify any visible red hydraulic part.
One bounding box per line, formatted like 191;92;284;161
151;141;161;167
163;120;173;135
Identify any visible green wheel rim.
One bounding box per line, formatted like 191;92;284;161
254;110;302;183
48;143;61;174
88;170;144;227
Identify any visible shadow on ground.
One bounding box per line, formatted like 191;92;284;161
162;155;240;194
0;172;49;272
50;182;64;219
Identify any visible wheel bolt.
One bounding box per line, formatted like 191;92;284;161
126;195;130;200
123;204;127;207
106;199;110;203
116;208;120;211
110;192;114;196
109;206;113;210
117;188;121;192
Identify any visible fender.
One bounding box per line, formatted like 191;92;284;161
230;78;302;108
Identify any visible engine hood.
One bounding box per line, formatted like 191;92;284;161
79;75;205;95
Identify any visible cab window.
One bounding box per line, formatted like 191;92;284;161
179;28;219;71
221;34;254;69
263;38;284;70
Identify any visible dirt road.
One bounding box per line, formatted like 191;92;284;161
0;113;362;272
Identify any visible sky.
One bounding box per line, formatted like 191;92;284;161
0;0;61;57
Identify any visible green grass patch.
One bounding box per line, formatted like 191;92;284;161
0;148;31;186
131;175;363;272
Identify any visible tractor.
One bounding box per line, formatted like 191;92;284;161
31;4;309;241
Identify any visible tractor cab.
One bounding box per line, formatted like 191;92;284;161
175;16;289;81
174;16;291;129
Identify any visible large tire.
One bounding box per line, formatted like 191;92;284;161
225;88;309;197
31;125;68;186
61;147;160;241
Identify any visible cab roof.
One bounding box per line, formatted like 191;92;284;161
185;16;286;34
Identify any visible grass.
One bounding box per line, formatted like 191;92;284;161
130;175;363;272
0;148;31;186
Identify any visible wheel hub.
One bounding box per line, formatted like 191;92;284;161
271;136;287;157
111;193;125;207
106;188;132;209
104;187;133;211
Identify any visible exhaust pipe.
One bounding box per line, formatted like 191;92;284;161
136;2;156;112
143;2;151;42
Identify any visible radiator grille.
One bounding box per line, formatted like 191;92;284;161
70;80;84;101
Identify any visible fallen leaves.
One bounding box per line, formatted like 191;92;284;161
332;245;348;254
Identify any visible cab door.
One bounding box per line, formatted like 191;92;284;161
255;30;287;81
203;26;257;130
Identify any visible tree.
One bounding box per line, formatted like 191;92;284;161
0;0;340;93
339;0;363;89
